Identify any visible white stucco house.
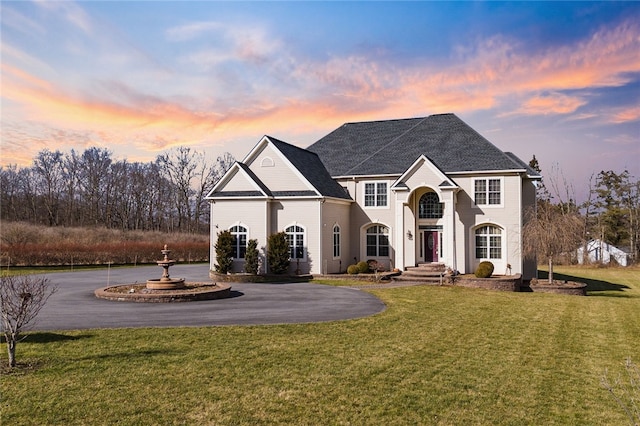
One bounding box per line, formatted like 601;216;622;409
207;114;540;279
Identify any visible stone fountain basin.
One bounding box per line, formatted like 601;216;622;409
95;282;232;303
146;278;186;290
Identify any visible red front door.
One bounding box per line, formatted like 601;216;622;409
425;231;438;262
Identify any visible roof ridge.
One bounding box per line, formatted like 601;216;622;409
344;116;431;175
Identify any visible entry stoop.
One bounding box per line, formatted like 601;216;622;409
392;263;448;285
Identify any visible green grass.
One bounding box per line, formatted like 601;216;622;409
2;266;639;425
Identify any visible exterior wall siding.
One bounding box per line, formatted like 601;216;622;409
210;199;270;274
251;145;312;192
221;170;260;192
271;199;322;274
320;201;351;274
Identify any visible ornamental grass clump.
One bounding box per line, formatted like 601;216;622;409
475;261;494;278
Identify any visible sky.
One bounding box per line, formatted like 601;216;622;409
1;1;639;202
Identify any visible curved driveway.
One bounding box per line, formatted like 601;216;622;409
31;264;386;331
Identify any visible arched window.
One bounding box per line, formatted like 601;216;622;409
285;225;305;259
366;225;389;257
475;225;502;259
419;192;443;219
230;225;248;259
333;224;341;258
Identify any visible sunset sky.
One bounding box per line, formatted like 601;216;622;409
1;1;639;201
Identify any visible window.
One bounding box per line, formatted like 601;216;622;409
364;182;388;207
474;178;502;206
366;225;389;257
333;224;341;258
285;225;305;259
230;225;247;259
475;225;502;259
419;192;443;218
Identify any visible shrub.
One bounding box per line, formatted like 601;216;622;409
475;261;494;278
347;264;359;275
357;261;370;274
244;239;259;274
267;232;290;274
214;230;234;274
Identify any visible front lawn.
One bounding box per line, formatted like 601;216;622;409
2;266;639;424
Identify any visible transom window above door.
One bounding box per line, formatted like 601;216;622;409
419;192;443;218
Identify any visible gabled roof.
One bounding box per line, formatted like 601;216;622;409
307;113;528;177
207;136;352;201
205;161;271;199
266;136;352;200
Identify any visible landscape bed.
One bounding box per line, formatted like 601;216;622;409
2;265;639;425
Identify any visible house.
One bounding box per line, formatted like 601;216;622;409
207;113;541;279
577;239;630;267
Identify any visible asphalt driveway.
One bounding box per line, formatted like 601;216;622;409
29;264;386;331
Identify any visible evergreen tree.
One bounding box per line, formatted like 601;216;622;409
214;230;234;273
244;239;259;274
267;232;290;274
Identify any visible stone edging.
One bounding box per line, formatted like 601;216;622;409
95;282;232;302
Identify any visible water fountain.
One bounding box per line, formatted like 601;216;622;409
146;244;186;290
95;245;231;302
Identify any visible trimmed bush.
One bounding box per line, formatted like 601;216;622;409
267;232;290;274
347;264;359;275
475;261;494;278
244;239;259;274
214;230;234;274
357;261;370;274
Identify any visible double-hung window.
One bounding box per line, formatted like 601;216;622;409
474;178;502;206
366;225;389;257
364;182;388;207
475;225;502;259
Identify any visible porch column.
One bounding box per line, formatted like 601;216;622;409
441;188;457;270
394;198;405;271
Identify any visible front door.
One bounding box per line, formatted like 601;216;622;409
424;231;438;262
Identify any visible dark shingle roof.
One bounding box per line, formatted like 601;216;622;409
307;114;526;177
267;136;351;200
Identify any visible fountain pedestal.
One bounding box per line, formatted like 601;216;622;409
146;245;185;290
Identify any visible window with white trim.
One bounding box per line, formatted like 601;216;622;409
475;225;502;259
333;224;341;258
419;192;444;218
285;225;305;259
364;182;388;207
474;178;502;206
366;225;389;257
230;225;247;259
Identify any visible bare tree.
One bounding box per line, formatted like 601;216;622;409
32;149;65;226
0;275;56;367
523;202;584;283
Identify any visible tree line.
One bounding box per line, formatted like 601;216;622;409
0;146;234;234
529;156;639;264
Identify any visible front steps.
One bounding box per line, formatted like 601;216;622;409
392;263;448;285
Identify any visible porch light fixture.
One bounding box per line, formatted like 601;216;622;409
406;230;413;240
